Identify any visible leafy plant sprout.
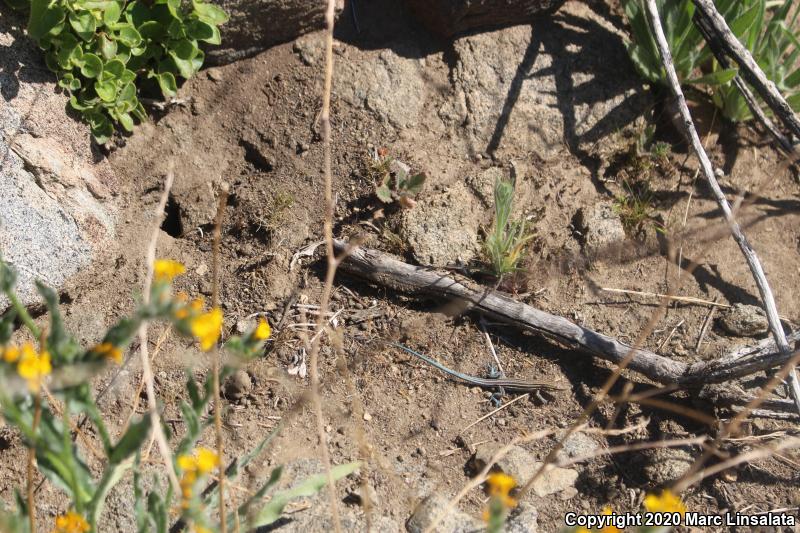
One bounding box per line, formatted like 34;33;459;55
6;0;229;143
612;178;664;236
368;149;427;208
483;176;534;279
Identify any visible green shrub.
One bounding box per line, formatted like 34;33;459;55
622;0;800;122
6;0;228;143
709;0;800;122
0;258;358;532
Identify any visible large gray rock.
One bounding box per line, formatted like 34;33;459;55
0;11;115;310
448;4;648;161
406;493;483;533
398;182;483;267
406;0;565;37
208;0;329;65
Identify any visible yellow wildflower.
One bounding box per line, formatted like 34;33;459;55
178;454;196;472
52;510;89;533
89;342;122;364
600;507;623;532
644;489;686;516
178;448;219;510
254;318;271;341
195;447;220;474
190;308;223;351
485;472;517;509
153;259;186;282
1;344;20;363
17;343;51;392
193;526;213;533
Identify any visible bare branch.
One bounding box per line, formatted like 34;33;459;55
645;0;800;413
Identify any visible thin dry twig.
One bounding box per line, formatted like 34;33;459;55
307;0;343;530
555;436;708;468
138;170;181;494
460;393;529;433
480;318;505;376
694;299;717;353
211;187;230;533
601;288;730;308
644;0;800;413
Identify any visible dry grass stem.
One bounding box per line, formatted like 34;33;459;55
601;287;730;308
138;170;181;493
423;429;557;533
211;187;230;533
306;0;344;530
460;393;529;433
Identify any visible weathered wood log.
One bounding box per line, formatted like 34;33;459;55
333;240;799;388
404;0;565;37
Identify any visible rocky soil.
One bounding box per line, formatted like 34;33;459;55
2;0;800;531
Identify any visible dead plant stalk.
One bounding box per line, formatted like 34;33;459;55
307;0;344;531
212;188;230;533
138;170;181;494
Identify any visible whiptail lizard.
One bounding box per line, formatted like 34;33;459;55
388;342;567;402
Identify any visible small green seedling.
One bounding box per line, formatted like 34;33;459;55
8;0;228;143
613;178;664;236
483;176;534;278
373;157;426;207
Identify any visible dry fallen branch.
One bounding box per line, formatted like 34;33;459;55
645;0;800;413
333;240;799;392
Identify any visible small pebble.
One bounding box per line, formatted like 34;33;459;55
363;412;372;421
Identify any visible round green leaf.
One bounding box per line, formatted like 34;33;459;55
118;112;135;132
55;34;80;69
120;69;136;85
69;11;97;41
44;51;59;72
157;71;177;98
69;94;96;112
137;21;165;40
167;19;187;40
117;82;137;107
103;2;122;25
98;34;118;60
95;80;118;102
104;58;126;79
58;73;81;91
191;0;229;25
28;0;66;41
90;114;114;144
116;23;143;47
168;38;200;78
186;19;215;42
80;53;104;78
165;0;181;17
